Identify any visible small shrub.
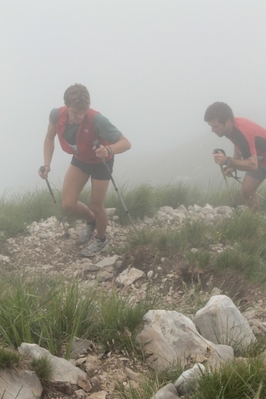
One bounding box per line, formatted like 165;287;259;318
31;357;52;382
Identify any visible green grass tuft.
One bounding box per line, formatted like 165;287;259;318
0;347;20;369
95;289;158;353
31;356;53;382
190;358;266;399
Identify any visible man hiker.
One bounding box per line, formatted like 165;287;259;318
39;83;131;256
204;101;266;212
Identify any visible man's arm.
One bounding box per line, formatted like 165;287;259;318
213;145;258;171
38;119;57;179
233;146;242;159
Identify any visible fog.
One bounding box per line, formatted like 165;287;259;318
1;0;266;195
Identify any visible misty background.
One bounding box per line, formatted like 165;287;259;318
1;0;266;196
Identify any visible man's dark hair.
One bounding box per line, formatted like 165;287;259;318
64;83;90;111
204;102;234;124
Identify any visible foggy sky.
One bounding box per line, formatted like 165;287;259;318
1;0;266;195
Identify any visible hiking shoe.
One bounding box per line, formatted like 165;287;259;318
81;237;108;257
78;221;96;244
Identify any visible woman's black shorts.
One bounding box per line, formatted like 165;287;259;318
71;156;114;180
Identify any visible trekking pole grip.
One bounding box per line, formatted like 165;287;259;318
213;148;226;155
93;140;100;149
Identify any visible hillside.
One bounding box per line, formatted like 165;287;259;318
1;205;266;398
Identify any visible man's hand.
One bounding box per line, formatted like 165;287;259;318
212;151;227;165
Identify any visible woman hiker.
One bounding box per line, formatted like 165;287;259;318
39;83;131;256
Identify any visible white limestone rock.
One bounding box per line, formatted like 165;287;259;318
0;370;42;399
116;267;144;286
136;310;233;372
194;295;256;349
174;363;205;395
18;343;86;383
151;383;179;399
95;255;118;268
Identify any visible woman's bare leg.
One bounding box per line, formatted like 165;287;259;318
90;179;110;239
61;164;94;222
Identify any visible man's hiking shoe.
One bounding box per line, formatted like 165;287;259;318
78;221;96;244
81;238;108;257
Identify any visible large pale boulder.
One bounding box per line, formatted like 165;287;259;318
0;370;42;399
174;363;205;395
194;295;256;349
18;343;86;383
136;310;233;372
151;383;180;399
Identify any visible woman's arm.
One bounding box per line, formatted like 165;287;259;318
38;119;57;179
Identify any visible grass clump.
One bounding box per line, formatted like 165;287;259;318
186;250;211;270
117;366;182;399
96;290;158;353
123;229;157;249
127;218;214;256
216;208;264;243
0;347;20;369
154;182;203;209
31;357;53;383
0;273;157;358
182;219;213;248
0;274;97;357
213;246;261;275
107;183;156;225
190;358;266;399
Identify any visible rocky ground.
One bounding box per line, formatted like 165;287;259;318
1;208;266;398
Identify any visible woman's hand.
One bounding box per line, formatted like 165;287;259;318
38;165;50;179
93;144;109;159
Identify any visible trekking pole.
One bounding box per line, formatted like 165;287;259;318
39;166;70;238
213;149;266;203
213;149;237;208
93;140;138;234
